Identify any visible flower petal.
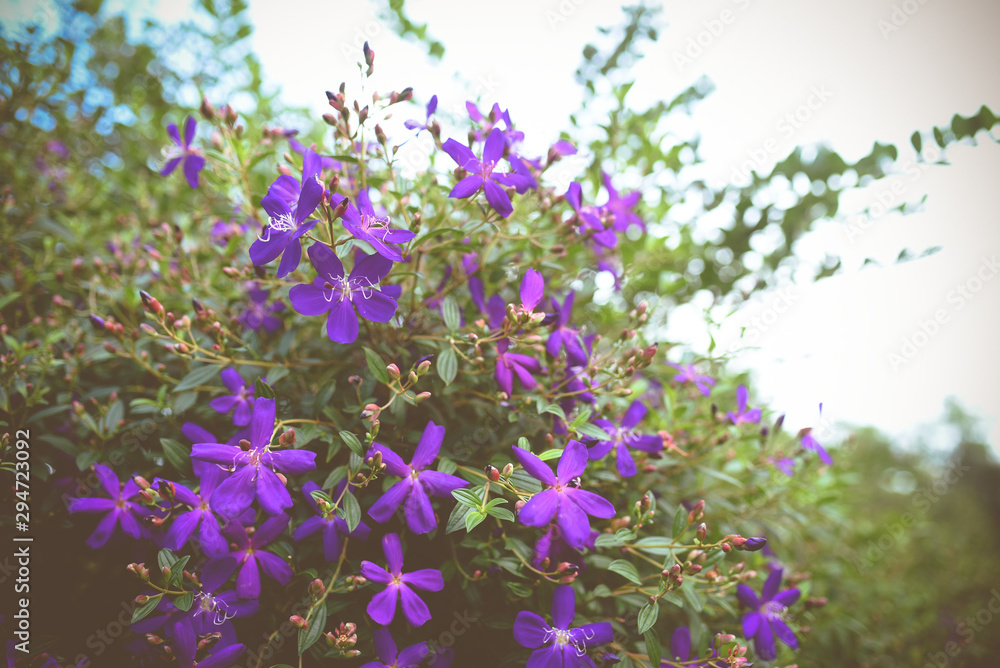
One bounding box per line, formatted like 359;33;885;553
403;479;438;534
511;446;557;486
551;584;576;629
383;532;405;574
307;242;346;281
372;627;398;664
289;284;331;316
513;611;550;649
400;568;444;591
211;465;256;519
255;550;292;585
398;584;432;627
565;488;615;519
483;178;513;218
411;421;445;470
251;397;276;450
360;560;394;585
763;568;783;602
743;610;762;639
367;585;399;625
326;299;359;344
236;557;261;599
449;174;483;199
737;583;760;609
367;479;411;524
419;470;468;497
518;489;559;527
255;468;293;516
355;290;398;323
556;439;588;481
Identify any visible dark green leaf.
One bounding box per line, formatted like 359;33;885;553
174;591;194;612
342;491;361;532
174;365;221;392
437;348;458;385
465;509;487;532
452;488;483;508
637;601;659;634
441;296;460;331
254;378;276;399
297;603;327;654
644;629;662;667
672;504;687;539
608;559;643;584
160;438;189;471
363;347;391;384
131;594;163;623
339;431;364;457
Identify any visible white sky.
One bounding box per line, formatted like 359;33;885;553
6;0;999;453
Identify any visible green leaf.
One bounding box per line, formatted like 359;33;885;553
538;448;563;461
297;602;327;654
637;601;659;634
465;509;487;532
594;533;626;548
363;347;391;384
342;491;361;532
681;582;703;612
672;504;687;539
75;451;100;471
167;555;191;588
323;466;348;491
452;488;483;508
339;431;364;457
540;403;567;420
157;548;178;572
131;594;163;623
160;438;189;471
174;591;194;612
437;348;458;385
174;365;221;392
574;422;610;440
910;130;922;153
644;629;662;667
608;559;643;584
441;295;460;331
254;378;276;399
486;506;515;521
632;536;673;556
445;502;470;534
102;400;124;435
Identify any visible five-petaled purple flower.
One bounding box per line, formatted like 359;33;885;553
294;481;371;560
361;627;429;668
443;127;533;218
360;533;444;627
160;116;205;189
587;401;663;477
663;626;725;667
249;174;323;278
404;94;438;133
600;171;643;233
160;466;229;558
513;440;615;549
191;397;317;518
738;567;800;661
210;368;255;426
365;421;468;534
335;189;415;262
670;362;716;396
224;513;293;599
238;283;284;333
495;339;542;397
289;243;398;345
728;385;762;425
566;182;616;248
68;463;147;548
513;585;613;667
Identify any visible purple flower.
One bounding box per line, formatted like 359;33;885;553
168;616;245;668
365;421;468;534
224;513;293;599
801;404;833;465
600;171;643;233
532;524;596;570
670;363;716;396
546;292;588;365
288;243;398;345
495;339;542;396
512;440;615;549
361;627;429;668
737;568;800;661
211;219;248;245
566;182;616;248
727;385;762;425
663;626;725;667
188;556;258;628
587;402;663;477
404;94;438;133
335;188;415;262
359;533;444;627
160;467;229;558
442;128;533;218
160;116;205;189
210;368;255;426
513;585;613;667
238;283;284;333
770;456;796;476
520;268;545;316
67;464;146;548
249;175;323;278
191;397;317;518
294;481;371;560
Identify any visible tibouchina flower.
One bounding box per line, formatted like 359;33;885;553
513;585;613;667
192;397;317;518
587;401;664;478
67;463;147;548
288;243;398;345
335;188;415;262
249;174;323;278
210;368;255;427
669;362;716;396
293;480;371;560
512;440;615;549
738;567;801;661
223;513;293;599
360;627;429;668
360;533;444;627
443;127;533;218
160;116;205;189
727;385;762;425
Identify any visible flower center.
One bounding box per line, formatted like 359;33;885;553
480;160;496;180
763;600;787;621
360;212;390;232
323;277;353;303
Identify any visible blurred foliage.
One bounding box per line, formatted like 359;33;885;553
1;2;999;668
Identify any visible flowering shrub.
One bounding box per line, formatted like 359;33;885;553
4;3;1000;668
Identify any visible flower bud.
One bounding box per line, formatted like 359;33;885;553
696;523;707;541
375;124;386;146
742;537;767;552
715;633;736;645
309;578;326;599
805;597;828;610
417;359;432;375
145;634;163;645
363;41;375;74
290;615;308;630
89;314;107;331
484;465;500;482
386;363;400;380
415;391;431;403
502;463;514;477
